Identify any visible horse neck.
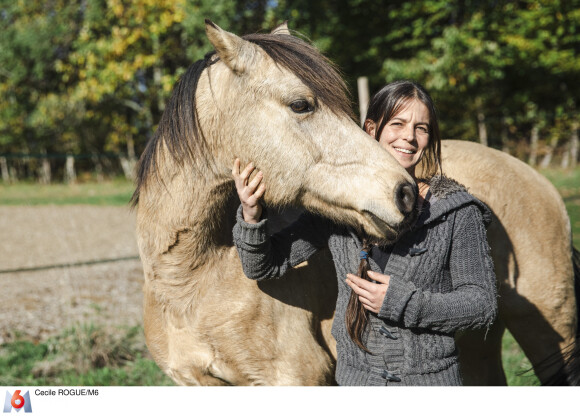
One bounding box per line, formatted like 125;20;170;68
192;175;239;248
138;160;239;272
178;168;238;251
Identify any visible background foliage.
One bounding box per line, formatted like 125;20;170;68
0;0;579;181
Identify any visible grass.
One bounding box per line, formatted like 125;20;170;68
539;167;580;248
0;166;578;385
0;324;174;386
502;331;539;386
0;178;135;206
0;324;537;386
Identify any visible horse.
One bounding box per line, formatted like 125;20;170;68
132;20;580;385
430;141;580;385
132;20;417;386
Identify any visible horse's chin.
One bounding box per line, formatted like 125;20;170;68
360;211;405;244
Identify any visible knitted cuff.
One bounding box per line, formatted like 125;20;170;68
235;205;268;245
378;276;418;323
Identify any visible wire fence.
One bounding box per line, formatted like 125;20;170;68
0;255;141;275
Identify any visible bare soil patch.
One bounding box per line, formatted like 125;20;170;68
0;206;143;344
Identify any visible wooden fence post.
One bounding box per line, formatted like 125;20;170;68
65;154;76;184
357;77;369;128
0;156;9;183
39;148;51;184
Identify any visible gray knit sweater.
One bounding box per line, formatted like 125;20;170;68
233;176;498;386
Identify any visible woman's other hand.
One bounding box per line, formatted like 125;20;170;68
232;158;266;224
346;270;391;314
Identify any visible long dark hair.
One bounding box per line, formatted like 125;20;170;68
346;80;442;352
346;239;374;352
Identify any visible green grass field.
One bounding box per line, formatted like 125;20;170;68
0;178;135;206
0;325;174;386
1;166;578;386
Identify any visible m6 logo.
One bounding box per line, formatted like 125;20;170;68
3;391;32;413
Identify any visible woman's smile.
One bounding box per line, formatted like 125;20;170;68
392;147;417;155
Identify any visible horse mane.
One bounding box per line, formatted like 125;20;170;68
131;32;354;207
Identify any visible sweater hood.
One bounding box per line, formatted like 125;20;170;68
418;175;493;227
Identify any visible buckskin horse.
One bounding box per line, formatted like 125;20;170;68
132;20;580;385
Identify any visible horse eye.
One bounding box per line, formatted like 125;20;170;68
290;100;313;114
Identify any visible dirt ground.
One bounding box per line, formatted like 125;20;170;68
0;206;144;344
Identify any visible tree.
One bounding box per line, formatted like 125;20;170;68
0;0;82;181
1;0;579;181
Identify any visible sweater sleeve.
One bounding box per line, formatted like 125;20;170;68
378;204;498;332
232;205;332;281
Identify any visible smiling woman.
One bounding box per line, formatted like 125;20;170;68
232;79;498;386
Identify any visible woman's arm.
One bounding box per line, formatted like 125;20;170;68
232;158;331;281
233;206;331;280
378;204;498;332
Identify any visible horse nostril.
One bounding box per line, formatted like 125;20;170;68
395;182;417;215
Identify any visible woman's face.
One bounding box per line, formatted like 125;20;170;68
366;99;430;178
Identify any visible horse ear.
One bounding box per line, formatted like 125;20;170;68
270;21;291;36
205;19;257;75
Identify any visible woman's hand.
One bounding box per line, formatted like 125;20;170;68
346;270;391;314
232;158;266;224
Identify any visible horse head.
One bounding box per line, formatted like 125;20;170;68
203;20;416;239
134;21;416;254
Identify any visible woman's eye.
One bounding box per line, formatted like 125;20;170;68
290;100;313;114
417;126;429;133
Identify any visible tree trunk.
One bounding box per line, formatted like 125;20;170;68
540;136;559;168
120;157;134;181
65;154;76;184
540;147;553;168
9;164;18;183
0;156;10;183
477;109;488;147
570;121;579;169
501;116;510;153
528;125;539;166
38;148;51;184
92;154;104;182
153;35;166;113
561;148;569;169
120;134;137;181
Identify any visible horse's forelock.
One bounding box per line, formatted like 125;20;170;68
243;33;355;120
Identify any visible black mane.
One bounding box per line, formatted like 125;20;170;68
131;33;353;207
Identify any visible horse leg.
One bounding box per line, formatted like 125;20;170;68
143;282;170;378
498;251;577;384
501;289;576;384
457;319;507;385
504;248;579;385
144;281;237;386
481;209;578;384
